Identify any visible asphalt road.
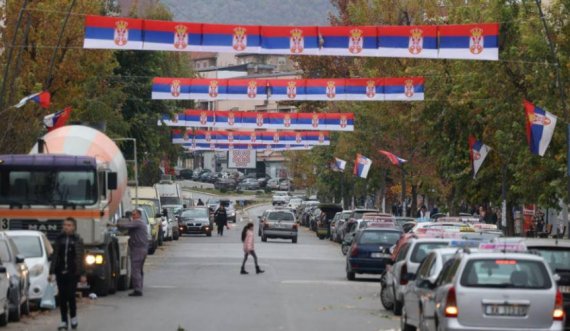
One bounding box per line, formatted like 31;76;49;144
7;204;399;331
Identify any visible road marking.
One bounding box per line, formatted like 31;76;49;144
281;280;379;287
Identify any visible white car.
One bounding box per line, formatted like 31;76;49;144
6;231;54;304
272;191;290;206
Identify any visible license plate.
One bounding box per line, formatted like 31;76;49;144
371;253;387;258
484;304;528;316
559;286;570;293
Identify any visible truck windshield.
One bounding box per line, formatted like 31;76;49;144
0;169;97;206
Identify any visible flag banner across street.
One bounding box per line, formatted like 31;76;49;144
84;15;499;61
172;129;330;145
182;143;315;151
159;110;354;131
152;77;424;101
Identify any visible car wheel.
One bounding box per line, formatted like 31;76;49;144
21;295;29;315
401;306;415;331
380;284;394;311
346;263;355;281
261;235;267;242
9;292;20;322
173;231;179;241
206;231;212;237
0;297;8;326
292;237;297;244
158;230;164;246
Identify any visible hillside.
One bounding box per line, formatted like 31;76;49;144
160;0;335;25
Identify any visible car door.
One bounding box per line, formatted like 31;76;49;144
388;242;410;292
407;253;436;325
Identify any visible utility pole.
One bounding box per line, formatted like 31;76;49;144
535;0;569;237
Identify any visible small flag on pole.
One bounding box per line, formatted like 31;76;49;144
43;107;72;132
378;150;407;166
353;154;372;178
332;157;347;172
14;91;51;109
468;135;491;178
524;100;557;156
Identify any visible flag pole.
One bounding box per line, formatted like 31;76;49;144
401;165;407;217
535;0;569;237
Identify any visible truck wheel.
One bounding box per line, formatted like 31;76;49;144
93;262;111;297
118;254;131;291
108;250;119;295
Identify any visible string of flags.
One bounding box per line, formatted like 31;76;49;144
84;15;499;61
152;77;425;101
14;91;50;109
182;143;314;152
159;110;354;131
172;129;330;145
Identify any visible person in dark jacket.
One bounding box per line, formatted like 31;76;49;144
197;198;204;206
49;217;86;331
214;204;228;236
117;209;148;297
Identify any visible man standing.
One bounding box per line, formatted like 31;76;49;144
117;209;148;297
214;204;228;236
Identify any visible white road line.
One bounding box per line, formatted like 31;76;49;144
281;280;379;287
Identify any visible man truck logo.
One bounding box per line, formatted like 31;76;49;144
348;28;363;54
173;24;189;49
232;27;247;51
114;20;129;46
408;28;424;55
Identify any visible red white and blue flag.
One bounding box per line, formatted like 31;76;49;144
226;79;269;101
83;16;143;50
14;91;50;109
438;23;499;61
143;20;201;51
260;26;319;55
182;143;313;152
378;150;407;166
468;136;491;178
174;129;329;145
318;26;378;57
354;154;372;179
333;157;347;172
43;107;72;132
524;100;557;156
378;25;438;59
152;78;192;100
201;23;260;53
384;77;424;101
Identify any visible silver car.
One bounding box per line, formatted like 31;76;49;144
261;209;298;244
431;251;563;331
386;238;453;315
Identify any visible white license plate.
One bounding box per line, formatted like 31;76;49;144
485;305;528;316
559;286;570;293
371;253;386;258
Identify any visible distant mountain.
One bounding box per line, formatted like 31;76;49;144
160;0;335;25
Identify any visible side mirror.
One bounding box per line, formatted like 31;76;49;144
15;255;25;264
107;172;118;190
417;278;436;289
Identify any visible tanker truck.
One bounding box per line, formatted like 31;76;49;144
0;125;132;296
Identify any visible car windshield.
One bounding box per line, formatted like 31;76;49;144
0;169;97;206
182;209;209;218
358;231;401;245
410;242;450;263
268;211;294;222
140;205;154;219
531;247;570;272
341;213;351;220
461;259;552;289
10;236;43;258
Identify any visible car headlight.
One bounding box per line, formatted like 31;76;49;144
85;254;104;265
29;264;44;277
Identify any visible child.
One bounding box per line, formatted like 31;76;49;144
241;223;264;275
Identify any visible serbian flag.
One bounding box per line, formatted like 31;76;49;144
43;107;71;132
378;150;407;166
267;79;306;101
14;91;50;109
384;77;424;101
333;157;347;172
188;79;228;100
152;78;191;100
214;111;242;129
226;79;268;100
438;23;499;61
344;78;384;101
83;15;143;50
260;26;319;55
171;129;194;144
378;25;438;59
305;79;346;101
318;26;378;57
143;20;201;52
201;23;261;53
354;154;372;179
185;110;215;127
468;136;491;178
324;113;354;132
524;100;557;156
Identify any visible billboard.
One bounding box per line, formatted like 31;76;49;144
228;149;256;169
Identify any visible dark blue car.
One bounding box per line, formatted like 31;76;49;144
346;228;402;280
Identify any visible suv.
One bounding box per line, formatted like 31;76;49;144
178;207;212;236
261;209;298;243
428;245;563;331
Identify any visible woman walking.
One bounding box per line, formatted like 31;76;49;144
49;217;86;330
241;223;264;275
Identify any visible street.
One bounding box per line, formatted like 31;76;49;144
7;204;398;331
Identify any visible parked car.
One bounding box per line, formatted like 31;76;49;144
314;204;343;239
260;209;298;243
272;191;290;206
178;207;213;236
346;228;402;280
238;178;260;191
287;198;303;210
178;169;193;180
192;168;208;181
0;233;30;322
134;200;161;252
163;206;181;240
277;179;292;191
214;177;237;191
266;178;280;191
6;231;53;306
333;210;353;242
160;205;180;241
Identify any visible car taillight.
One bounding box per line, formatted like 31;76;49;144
350;244;359;257
400;263;408;285
444;287;459;318
292;224;298;230
554;289;565;321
